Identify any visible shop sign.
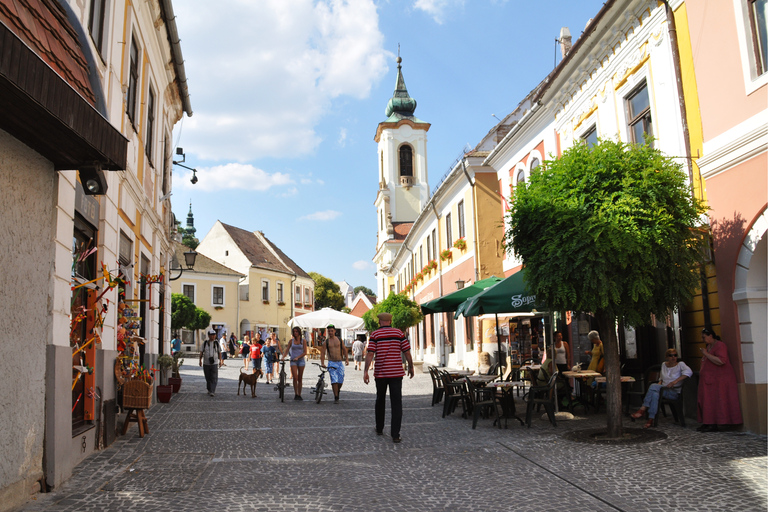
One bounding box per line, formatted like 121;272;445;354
75;181;100;227
510;293;535;308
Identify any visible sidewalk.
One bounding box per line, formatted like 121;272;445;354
19;363;767;512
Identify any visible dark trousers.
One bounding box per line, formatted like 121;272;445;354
375;377;403;437
203;364;218;393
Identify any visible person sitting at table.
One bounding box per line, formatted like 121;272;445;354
630;348;692;429
536;349;571;406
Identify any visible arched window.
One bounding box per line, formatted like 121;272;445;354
516;169;526;185
529;157;540;171
399;145;413;177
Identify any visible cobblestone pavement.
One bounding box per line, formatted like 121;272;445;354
20;360;767;512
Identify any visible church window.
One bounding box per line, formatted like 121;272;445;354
399;145;413;177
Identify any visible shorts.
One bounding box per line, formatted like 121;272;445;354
221;352;227;360
354;354;363;362
327;361;345;384
291;357;306;367
251;357;262;371
265;359;274;373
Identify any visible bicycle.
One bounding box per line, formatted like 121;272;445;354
274;357;289;402
310;363;328;404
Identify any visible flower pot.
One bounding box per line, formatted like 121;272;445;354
168;377;182;393
157;384;173;403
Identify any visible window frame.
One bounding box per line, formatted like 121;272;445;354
88;0;108;58
126;35;139;125
261;279;270;302
277;282;284;304
295;285;302;305
182;283;196;304
445;212;452;249
398;144;414;177
582;125;598;147
457;200;465;240
625;81;653;146
212;285;224;306
145;85;155;162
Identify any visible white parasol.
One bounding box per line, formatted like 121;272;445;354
287;308;365;330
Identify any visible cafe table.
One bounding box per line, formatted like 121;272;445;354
487;381;526;427
466;374;499;386
592;375;636;412
445;369;475;378
561;370;603;412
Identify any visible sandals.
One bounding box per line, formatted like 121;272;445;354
643;419;654;429
630;409;645;421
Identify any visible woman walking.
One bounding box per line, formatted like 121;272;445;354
283;327;307;400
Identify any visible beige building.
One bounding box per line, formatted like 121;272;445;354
170;241;243;351
196;222;314;343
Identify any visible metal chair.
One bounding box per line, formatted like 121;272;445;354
428;366;444;406
464;377;501;430
440;371;470;419
525;372;558;428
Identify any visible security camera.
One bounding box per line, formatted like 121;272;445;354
190;174;198;185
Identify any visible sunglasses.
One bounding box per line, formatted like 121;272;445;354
668;354;678;357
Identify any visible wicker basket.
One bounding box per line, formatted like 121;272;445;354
123;379;152;409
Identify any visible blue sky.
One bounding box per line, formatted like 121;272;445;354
171;0;605;291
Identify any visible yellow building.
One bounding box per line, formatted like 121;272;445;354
169;241;243;352
196;222;314;342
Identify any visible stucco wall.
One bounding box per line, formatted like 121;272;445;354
0;129;53;510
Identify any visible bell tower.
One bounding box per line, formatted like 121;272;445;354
373;55;430;299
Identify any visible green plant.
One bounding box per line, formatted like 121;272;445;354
157;354;174;371
453;238;467;250
171;352;184;378
440;249;452;261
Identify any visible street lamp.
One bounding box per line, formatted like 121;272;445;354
173;147;198;185
168;248;198;281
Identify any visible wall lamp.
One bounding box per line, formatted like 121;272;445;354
79;164;108;195
168;248;198;281
455;279;465;290
173;147;198;184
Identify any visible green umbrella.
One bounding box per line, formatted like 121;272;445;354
454;270;540;319
420;276;503;314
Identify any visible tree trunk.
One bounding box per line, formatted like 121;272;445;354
596;309;623;438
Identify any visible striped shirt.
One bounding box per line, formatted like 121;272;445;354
368;326;409;379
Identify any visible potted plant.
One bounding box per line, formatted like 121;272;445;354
157;354;173;384
453;238;467;250
440;249;452;261
168;352;184;392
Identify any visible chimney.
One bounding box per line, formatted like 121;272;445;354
559;27;572;59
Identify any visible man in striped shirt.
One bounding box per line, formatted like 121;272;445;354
363;312;414;443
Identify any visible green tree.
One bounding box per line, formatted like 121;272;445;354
309;272;345;310
506;139;706;438
353;285;375;297
189;308;212;332
171;293;195;331
174;218;199;249
363;292;424;332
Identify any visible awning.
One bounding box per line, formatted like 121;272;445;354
0;21;127;171
420;276;503;314
287;308;365;330
454;269;543;319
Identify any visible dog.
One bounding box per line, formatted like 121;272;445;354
238;368;263;397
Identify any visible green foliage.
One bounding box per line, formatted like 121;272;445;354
342;307;351;313
171;293;195;330
353;285;375;297
174;219;199;249
362;292;424;331
157;354;174;370
505;138;706;327
309;272;345;310
189;308;212;331
171;352;184;377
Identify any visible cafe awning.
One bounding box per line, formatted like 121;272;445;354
454;270;542;319
420;276;503;315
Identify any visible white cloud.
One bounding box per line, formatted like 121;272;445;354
352;260;371;270
298;210;342;221
174;0;389;162
413;0;464;24
338;127;348;147
174;163;293;191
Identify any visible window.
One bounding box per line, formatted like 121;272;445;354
145;86;155;161
88;0;107;57
516;169;525;185
750;0;768;75
582;125;598;147
457;200;465;240
213;286;224;306
529;157;540;171
419;245;423;270
304;287;311;305
426;235;432;261
118;230;132;266
162;133;170;196
295;285;301;304
445;212;452;248
183;284;195;303
261;280;269;301
399;145;413;177
431;229;437;259
127;36;139;124
277;282;284;303
626;82;653;145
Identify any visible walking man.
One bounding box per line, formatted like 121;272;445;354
199;329;222;396
352;336;365;370
363;312;414;443
320;325;348;403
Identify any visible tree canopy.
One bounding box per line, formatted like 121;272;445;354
171;293;195;330
189;308;212;332
354;285;375;297
362;292;423;332
506;139;706;436
309;272;345;310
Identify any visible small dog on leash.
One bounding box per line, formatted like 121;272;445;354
238;368;263;397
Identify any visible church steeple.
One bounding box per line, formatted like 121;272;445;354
185;201;196;237
385;56;417;119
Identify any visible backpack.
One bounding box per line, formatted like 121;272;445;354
241;342;249;356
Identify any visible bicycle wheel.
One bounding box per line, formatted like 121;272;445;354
279;370;286;402
315;379;324;404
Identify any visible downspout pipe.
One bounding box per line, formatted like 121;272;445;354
160;0;193;117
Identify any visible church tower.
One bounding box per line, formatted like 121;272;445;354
373;56;430;299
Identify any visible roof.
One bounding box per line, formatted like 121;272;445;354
172;242;243;277
220;223;311;278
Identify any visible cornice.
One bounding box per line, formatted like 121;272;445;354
374;119;431;143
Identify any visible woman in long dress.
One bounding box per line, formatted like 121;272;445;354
697;328;742;432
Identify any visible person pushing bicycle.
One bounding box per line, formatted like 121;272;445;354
320;325;348;403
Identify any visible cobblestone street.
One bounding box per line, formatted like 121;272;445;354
20;362;767;512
